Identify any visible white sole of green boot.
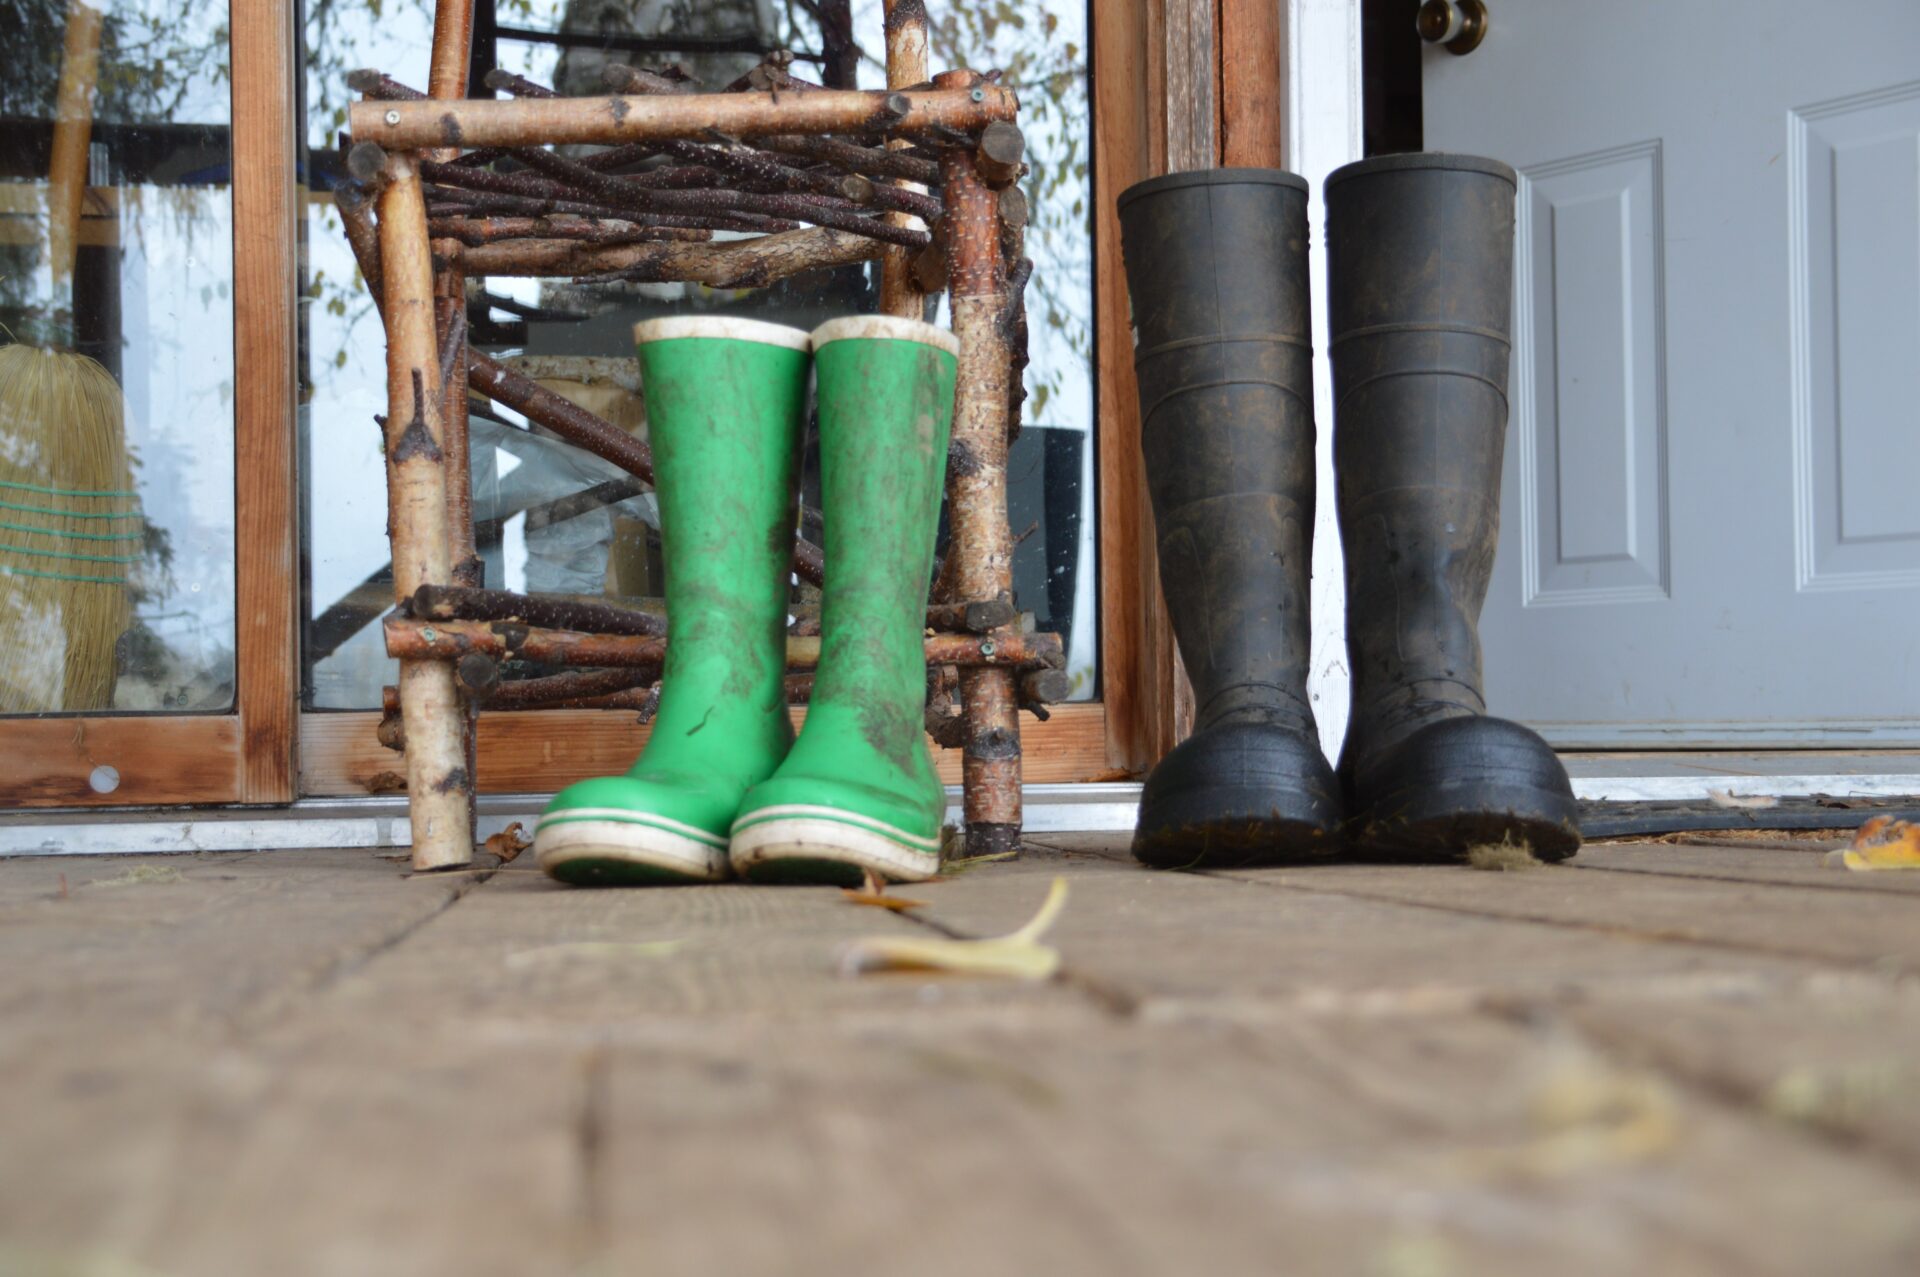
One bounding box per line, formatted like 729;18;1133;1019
728;806;942;885
534;811;732;885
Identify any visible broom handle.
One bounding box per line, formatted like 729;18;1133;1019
47;0;105;306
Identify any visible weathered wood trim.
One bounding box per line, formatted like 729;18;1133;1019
232;0;301;801
1096;0;1217;772
1220;0;1286;167
1160;0;1218;169
0;717;246;807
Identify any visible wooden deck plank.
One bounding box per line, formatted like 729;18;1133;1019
0;849;468;1063
5;841;1919;1275
303;865;1095;1035
594;1014;1920;1277
910;846;1825;1015
0;1029;584;1277
1558;976;1920;1176
1217;860;1920;973
1575;840;1920;896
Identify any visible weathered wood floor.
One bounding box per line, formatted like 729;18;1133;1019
3;832;1917;1276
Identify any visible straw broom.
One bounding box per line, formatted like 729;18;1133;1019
0;0;136;713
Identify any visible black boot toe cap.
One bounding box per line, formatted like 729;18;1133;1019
1132;722;1343;869
1347;716;1581;862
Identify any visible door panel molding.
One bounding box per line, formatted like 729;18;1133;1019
1514;139;1672;609
1789;77;1920;593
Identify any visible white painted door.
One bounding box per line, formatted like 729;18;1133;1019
1422;1;1920;747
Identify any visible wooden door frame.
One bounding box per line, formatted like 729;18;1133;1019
0;0;300;808
1090;0;1285;772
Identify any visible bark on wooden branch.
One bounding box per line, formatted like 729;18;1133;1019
975;120;1025;188
602;63;694;95
877;0;932;319
426;182;790;235
349;85;1018;150
924;599;1017;634
458;223;883;286
428;216;711;247
432;251;480;586
411;584;668;637
384;616;1064;672
936;70;1022;857
505;143;931;247
813;0;860;90
481;68;558;100
1004;254;1033;441
760;133;940;186
376;153;471;870
731;63;828;95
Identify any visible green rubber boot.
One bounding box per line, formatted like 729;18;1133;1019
535;316;810;885
729;316;959;885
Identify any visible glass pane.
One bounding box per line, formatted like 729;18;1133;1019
0;0;237;714
300;0;1094;707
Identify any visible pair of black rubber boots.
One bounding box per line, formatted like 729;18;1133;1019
1117;154;1580;868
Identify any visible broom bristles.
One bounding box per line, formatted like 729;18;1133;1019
0;341;137;712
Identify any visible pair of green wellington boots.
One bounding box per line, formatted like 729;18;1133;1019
533;314;959;887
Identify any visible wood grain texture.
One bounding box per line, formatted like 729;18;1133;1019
1576;838;1920;896
348;86;1018;151
1095;0;1191;771
876;0;931;318
298;701;1112;796
231;0;300;802
589;1013;1920;1277
0;848;466;1057
9;844;1920;1274
1221;857;1920;973
1161;0;1217;169
1220;0;1285;167
0;716;244;807
909;845;1825;1010
376;155;472;868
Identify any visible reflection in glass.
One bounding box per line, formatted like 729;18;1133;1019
0;0;237;714
300;0;1094;707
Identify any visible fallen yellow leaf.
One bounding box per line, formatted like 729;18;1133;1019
840;876;1068;980
1832;816;1920;871
842;890;929;912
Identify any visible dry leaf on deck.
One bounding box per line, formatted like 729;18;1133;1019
842;868;929;911
485;821;533;863
842;890;929;912
1829;816;1920;871
1708;788;1778;810
840;876;1068;980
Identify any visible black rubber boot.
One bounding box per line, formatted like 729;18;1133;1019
1118;168;1341;869
1325;154;1580;862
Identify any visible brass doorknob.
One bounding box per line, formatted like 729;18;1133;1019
1417;0;1490;55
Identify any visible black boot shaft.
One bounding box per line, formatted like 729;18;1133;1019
1326;154;1516;760
1326;153;1578;860
1118;168;1318;737
1117;168;1340;866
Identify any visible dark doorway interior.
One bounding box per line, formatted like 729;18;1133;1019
1362;0;1423;156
